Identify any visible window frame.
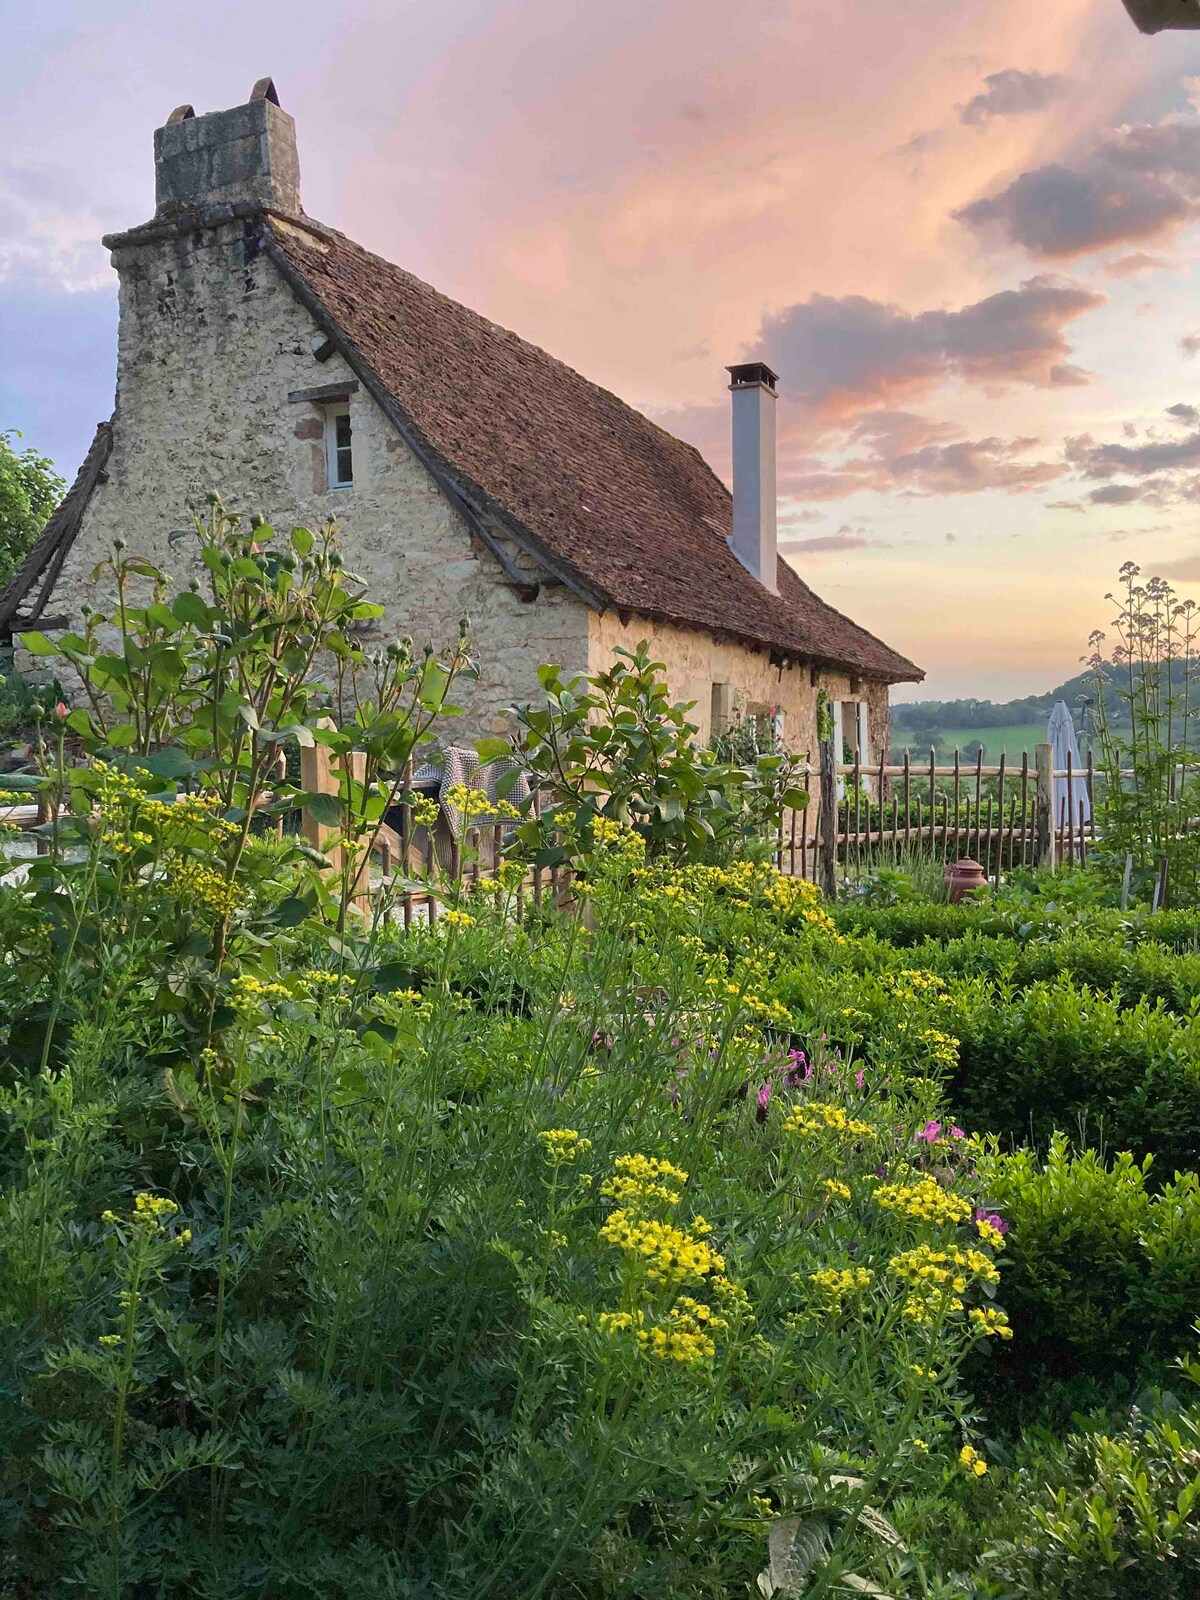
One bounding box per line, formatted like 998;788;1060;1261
324;403;354;491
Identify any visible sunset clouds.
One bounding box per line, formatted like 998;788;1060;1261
4;0;1200;694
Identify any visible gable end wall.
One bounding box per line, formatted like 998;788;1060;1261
35;218;590;738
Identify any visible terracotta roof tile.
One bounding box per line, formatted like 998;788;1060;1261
266;218;921;683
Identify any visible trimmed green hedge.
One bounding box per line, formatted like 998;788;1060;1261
984;1137;1200;1376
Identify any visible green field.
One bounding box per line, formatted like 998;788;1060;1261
889;722;1062;761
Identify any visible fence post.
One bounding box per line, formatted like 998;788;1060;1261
819;736;837;902
300;721;371;916
1035;742;1056;871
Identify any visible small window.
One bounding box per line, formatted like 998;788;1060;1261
325;404;353;489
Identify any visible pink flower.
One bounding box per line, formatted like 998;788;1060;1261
914;1120;942;1145
854;1070;865;1091
975;1207;1009;1236
54;702;68;722
949;1125;965;1140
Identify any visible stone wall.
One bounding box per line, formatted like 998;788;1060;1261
587;610;892;767
28;216;591;741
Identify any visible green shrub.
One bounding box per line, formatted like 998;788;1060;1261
972;1361;1200;1597
981;1137;1200;1376
941;977;1200;1171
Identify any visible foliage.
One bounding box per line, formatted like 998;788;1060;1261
0;654;61;746
0;429;65;591
8;498;473;1071
972;1356;1200;1598
504;642;807;869
981;1137;1200;1376
9;539;1200;1594
1088;562;1200;905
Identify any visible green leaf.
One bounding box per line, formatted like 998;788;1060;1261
270;896;312;928
146;602;179;633
475;737;512;764
291;526;314;557
137;747;194;780
64;709;94;736
303;791;344;827
375;960;417;993
150;649;186;690
781;787;811;811
18;630;57;657
172;591;211;627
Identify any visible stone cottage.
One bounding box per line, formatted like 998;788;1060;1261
0;80;921;759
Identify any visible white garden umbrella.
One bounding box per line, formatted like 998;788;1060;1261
1048;702;1090;830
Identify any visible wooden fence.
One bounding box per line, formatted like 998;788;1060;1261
777;741;1095;898
0;739;1104;915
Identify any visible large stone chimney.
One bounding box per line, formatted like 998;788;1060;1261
153;77;301;218
726;361;779;594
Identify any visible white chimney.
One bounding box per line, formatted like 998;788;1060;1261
726;361;779;594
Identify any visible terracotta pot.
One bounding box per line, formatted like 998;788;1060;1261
944;857;987;904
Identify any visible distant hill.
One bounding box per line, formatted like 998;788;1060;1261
892;667;1112;736
889;666;1122;758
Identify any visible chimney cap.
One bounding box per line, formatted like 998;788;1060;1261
727;361;780;394
165;103;196;125
250;76;281;105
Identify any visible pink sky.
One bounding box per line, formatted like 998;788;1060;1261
5;0;1200;697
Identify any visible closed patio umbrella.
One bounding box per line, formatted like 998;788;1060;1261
1048;701;1091;831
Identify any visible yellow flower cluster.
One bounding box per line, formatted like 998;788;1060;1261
873;1176;973;1226
598;1211;723;1285
888;1243;1000;1292
537;1127;593;1166
100;829;135;856
167;858;242;919
823;1178;852;1201
809;1266;873;1309
782;1102;874;1140
920;1028;960;1069
230;973;292;1012
975;1216;1006;1249
496;858;526;890
969;1306;1013;1340
445;784;520;820
959;1444;988;1477
601;1153;688;1209
599;1296;727;1364
101;1191;191;1247
881;968;946;995
410;795;439;828
441;908;476;928
887;1242;1000;1324
742;992;793;1029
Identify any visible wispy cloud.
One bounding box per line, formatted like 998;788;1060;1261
959;68;1068;127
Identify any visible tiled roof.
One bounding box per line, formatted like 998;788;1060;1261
0;422;113;638
265;216;921;683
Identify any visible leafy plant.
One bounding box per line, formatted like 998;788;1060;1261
0;428;64;590
505;642;807;868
